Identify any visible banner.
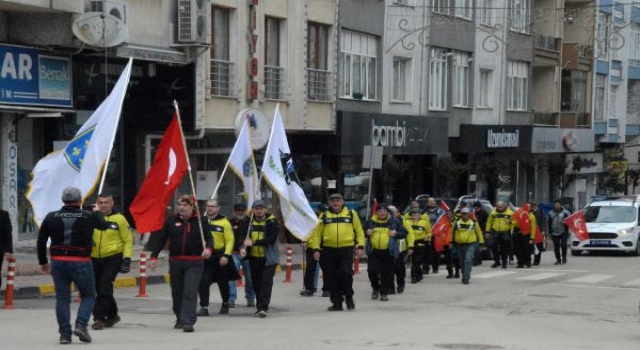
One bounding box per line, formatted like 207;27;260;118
227;120;258;207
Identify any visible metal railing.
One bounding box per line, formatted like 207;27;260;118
535;35;559;51
264;66;285;100
306;68;332;102
209;59;234;97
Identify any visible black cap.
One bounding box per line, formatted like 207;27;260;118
252;200;267;208
473;201;482;208
234;203;247;210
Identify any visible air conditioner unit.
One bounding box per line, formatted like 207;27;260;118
177;0;210;44
86;1;128;24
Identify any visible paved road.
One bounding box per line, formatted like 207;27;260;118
3;253;640;350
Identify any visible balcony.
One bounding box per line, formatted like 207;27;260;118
209;59;234;97
264;66;286;100
560;112;591;128
562;43;592;71
532;113;559;126
306;68;332;102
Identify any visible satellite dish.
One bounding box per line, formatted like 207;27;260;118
72;12;128;47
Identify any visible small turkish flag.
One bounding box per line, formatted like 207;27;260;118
129;112;188;233
565;210;589;241
432;214;451;252
513;203;531;234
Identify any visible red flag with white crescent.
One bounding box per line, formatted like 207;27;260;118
513;203;531;234
129;112;188;233
565;210;589;241
432;215;451;252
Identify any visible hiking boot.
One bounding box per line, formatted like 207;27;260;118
526;262;532;268
491;262;500;268
562;258;567;264
321;291;330;297
345;297;355;310
327;304;343;311
91;320;105;330
462;279;470;285
300;289;315;297
59;334;72;344
397;285;404;294
554;260;561;265
183;324;194;333
104;315;121;328
220;303;230;315
247;299;255;307
380;294;389;301
228;301;236;308
197;307;209;317
446;273;454;279
371;290;379;300
73;326;92;343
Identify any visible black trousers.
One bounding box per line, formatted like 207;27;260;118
169;260;203;327
393;251;407;288
513;234;532;265
411;243;427;280
303;248;325;292
92;253;122;322
198;254;231;307
0;258;3;290
249;257;276;312
319;247;354;306
552;232;568;261
533;241;544;264
367;249;394;295
494;233;512;264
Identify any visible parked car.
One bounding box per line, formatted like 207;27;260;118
402;194;458;214
453;195;494;214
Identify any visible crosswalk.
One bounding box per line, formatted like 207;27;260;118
468;267;638;288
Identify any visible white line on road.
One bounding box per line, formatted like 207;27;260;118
516;272;565;281
473;271;517;279
566;274;614;284
622;278;640;286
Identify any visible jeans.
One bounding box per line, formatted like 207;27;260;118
92;253;122;322
51;261;96;336
229;253;255;302
169;260;203;326
454;242;478;282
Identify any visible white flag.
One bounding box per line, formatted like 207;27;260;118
226;120;259;207
27;60;133;226
261;104;318;240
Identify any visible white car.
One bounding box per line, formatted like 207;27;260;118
570;197;640;256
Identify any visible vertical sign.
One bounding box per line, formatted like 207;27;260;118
247;0;259;101
1;117;18;246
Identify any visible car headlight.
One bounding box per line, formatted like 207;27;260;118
618;227;635;236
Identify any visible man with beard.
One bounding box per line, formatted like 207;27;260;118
486;201;513;269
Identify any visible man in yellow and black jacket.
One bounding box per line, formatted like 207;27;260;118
242;200;279;318
197;199;237;317
364;204;406;301
309;193;364;311
485;201;514;269
451;208;484;285
404;209;431;284
90;193;133;330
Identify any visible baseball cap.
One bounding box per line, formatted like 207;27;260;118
329;193;343;200
252;200;267;208
376;203;388;211
460;208;471;214
473;201;482;208
234;203;247;210
387;205;397;213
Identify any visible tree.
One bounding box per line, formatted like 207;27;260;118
381;155;410;203
433;157;468;197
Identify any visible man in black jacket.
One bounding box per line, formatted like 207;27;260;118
149;195;213;332
37;187;109;344
0;208;13;291
228;202;255;307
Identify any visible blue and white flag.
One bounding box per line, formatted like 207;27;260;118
27;60;132;226
261;104;318;240
226;120;258;207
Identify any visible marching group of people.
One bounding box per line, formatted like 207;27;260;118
33;186;573;343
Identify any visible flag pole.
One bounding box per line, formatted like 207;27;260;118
209;159;231;200
173;100;207;248
97;57;133;197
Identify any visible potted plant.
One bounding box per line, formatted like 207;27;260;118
352;91;364;100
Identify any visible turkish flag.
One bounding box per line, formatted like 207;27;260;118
534;225;543;244
513;203;531;235
432;215;451;252
565;210;589;241
129;113;188;233
371;198;378;217
439;200;450;212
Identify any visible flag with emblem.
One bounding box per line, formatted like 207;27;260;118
513;203;532;234
26;60;133;226
260;104;318;240
431;200;451;252
226;120;258;208
565;210;589;241
129;112;188;233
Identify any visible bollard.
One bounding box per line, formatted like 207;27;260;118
353;255;360;274
236;266;244;287
2;258;16;309
136;253;149;297
283;246;293;283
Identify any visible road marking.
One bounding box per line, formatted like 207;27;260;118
516;272;564;281
473;271;517;279
566;274;614;284
622;278;640;286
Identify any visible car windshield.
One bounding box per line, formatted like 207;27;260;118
584;206;636;223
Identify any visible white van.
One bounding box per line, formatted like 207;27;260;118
570;196;640;256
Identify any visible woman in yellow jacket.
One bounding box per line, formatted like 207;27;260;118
451;208;484;285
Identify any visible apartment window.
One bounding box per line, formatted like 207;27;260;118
609;84;618;118
561;70;587;112
507;61;529;111
511;0;530;33
595;74;606;121
392;57;411;102
455;0;472;19
210;7;232;97
394;0;411;4
596;13;610;60
432;0;452;16
613;2;624;20
478;69;493;108
307;22;331;101
429;48;448;110
340;30;377;100
630;24;640;61
452;52;470;107
265;17;285;100
479;0;494;26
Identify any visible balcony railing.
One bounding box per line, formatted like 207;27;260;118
306;68;332;102
264;66;285;100
630;58;640;66
535;35;560;51
209;59;234;97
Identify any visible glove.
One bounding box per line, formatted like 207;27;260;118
119;258;131;273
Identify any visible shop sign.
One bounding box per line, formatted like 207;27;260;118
0;44;72;107
372;120;407;147
487;129;519;148
564;153;603;174
531;128;594;153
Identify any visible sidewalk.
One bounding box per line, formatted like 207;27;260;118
1;240;310;299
